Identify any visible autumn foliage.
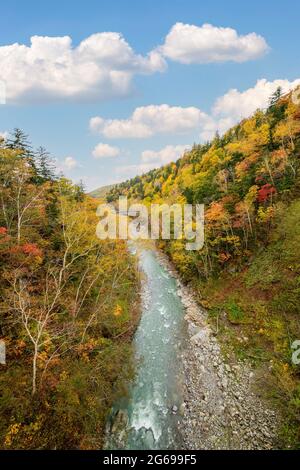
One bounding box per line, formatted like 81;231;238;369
106;88;300;448
0;131;139;449
108;88;300;278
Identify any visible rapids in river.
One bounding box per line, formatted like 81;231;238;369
106;246;187;450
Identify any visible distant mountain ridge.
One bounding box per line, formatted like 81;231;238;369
89;184;115;199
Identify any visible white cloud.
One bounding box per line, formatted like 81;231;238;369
198;78;300;140
0;24;270;104
0;33;166;103
92;143;120;159
115;145;190;180
213;78;300;121
63;156;78;170
159;22;269;64
0;80;6;104
99;79;300;182
0;130;8;140
90;104;209;139
55;156;79;174
197;115;237;141
141;144;190;165
89;117;105;133
89;79;300;144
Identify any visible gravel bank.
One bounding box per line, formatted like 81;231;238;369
156;250;281;450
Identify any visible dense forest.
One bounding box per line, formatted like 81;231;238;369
107;87;300;447
1;86;300;449
0;131;139;449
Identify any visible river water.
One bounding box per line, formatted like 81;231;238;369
106;246;187;450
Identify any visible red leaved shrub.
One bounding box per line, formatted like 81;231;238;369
257;184;277;203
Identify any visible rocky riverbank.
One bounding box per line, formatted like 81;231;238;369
156;250;281;450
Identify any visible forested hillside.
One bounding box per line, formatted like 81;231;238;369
0;131;139;449
107;87;300;447
89;185;115;200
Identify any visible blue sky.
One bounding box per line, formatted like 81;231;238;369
0;0;299;190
